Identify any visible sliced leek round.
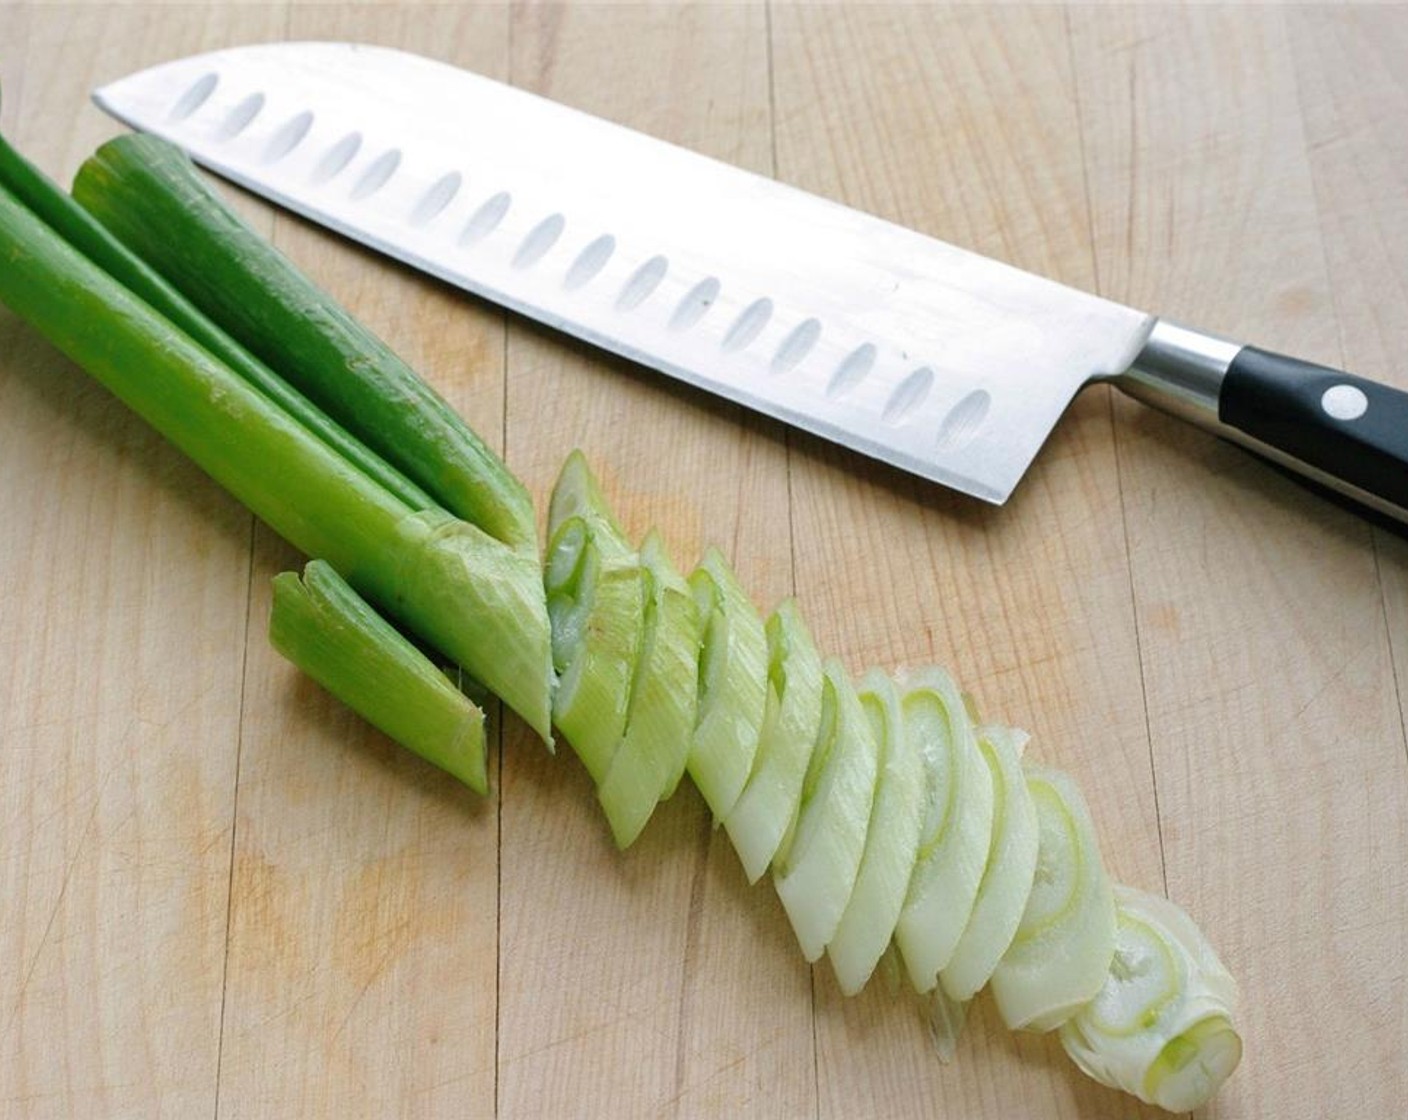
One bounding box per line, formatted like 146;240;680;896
939;725;1039;1002
773;660;880;962
723;599;825;883
893;667;994;993
686;548;768;819
990;766;1116;1031
1059;884;1241;1112
826;670;926;996
597;531;704;848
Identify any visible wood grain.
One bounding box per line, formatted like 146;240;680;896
212;7;510;1119
497;5;811;1117
1072;6;1408;1118
1;4;1405;1119
770;6;1163;1117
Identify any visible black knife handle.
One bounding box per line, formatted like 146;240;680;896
1115;322;1408;528
1217;347;1408;524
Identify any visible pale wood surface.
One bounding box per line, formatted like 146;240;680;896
1;4;1405;1119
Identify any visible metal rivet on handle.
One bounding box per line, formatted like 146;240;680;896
1321;384;1368;421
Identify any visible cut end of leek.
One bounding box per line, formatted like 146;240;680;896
392;509;554;746
1143;1015;1243;1113
270;560;488;794
1059;885;1241;1111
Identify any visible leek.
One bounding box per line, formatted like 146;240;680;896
723;600;825;883
826;670;926;995
270;560;487;793
1060;885;1242;1111
990;766;1116;1031
74;134;537;556
0;181;553;742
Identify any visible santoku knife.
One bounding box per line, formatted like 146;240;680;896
92;42;1407;524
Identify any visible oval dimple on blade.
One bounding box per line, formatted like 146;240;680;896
169;72;219;122
617;255;668;311
883;367;934;424
351;148;400;200
311;130;362;183
216;92;264;140
564;234;615;290
263;110;314;164
461;191;511;246
771;317;821;375
410;170;462;226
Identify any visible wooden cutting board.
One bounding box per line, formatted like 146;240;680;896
2;4;1405;1118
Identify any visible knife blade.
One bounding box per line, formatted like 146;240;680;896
93;42;1408;523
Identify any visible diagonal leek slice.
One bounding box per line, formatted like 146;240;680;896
597;531;703;848
723;599;825;883
893;668;994;993
939;724;1039;1002
773;660;880;962
827;670;927;995
990;766;1116;1031
270;559;487;793
545;516;645;782
545;454;646;781
686;548;768;819
1059;885;1242;1112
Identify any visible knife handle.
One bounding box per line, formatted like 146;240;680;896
1116;320;1408;529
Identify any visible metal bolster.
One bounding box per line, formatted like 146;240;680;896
1107;319;1243;433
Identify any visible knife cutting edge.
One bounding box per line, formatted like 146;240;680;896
92;42;1408;525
